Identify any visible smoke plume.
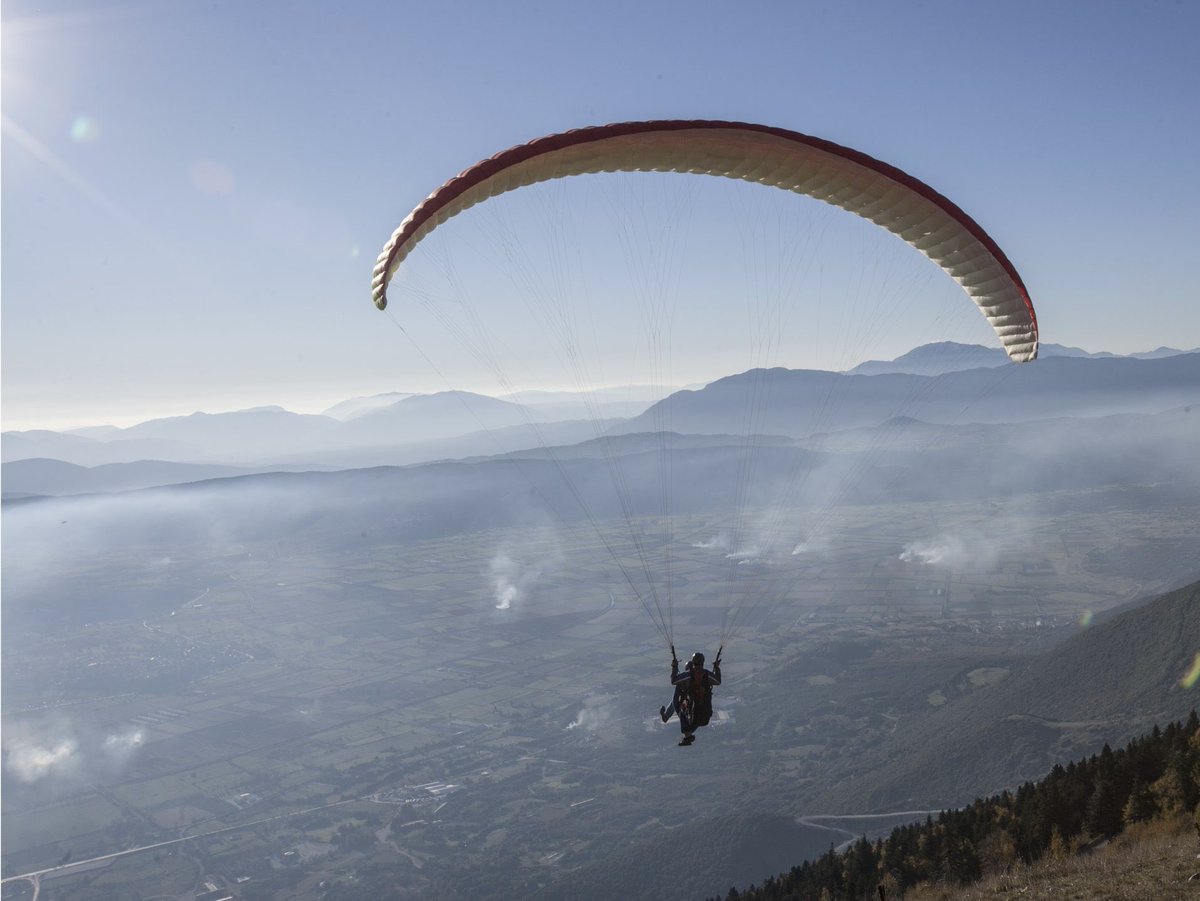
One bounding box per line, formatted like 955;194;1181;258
3;719;147;785
4;737;80;784
566;697;617;732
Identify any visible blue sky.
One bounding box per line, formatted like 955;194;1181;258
2;0;1197;430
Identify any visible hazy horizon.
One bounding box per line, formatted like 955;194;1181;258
10;341;1198;435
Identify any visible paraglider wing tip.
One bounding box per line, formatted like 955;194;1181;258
371;274;389;310
1011;339;1038;363
371;252;394;310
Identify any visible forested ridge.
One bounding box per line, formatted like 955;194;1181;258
716;711;1200;900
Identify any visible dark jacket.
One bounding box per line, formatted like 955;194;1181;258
671;660;721;728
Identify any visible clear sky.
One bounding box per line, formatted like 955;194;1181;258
3;0;1197;431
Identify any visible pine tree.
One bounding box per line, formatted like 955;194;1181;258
1123;777;1159;824
1085;776;1124;838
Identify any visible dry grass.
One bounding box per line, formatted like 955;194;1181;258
905;817;1200;901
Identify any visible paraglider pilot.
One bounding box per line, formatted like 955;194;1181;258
664;646;721;746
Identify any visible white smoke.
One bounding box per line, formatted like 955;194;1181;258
4;738;80;783
490;552;535;610
692;532;731;551
900;539;947;565
698;511;821;562
726;544;762;561
488;531;561;612
565;698;617;732
496;584;518;610
792;531;832;557
899;530;1002;570
4;720;148;784
103;729;145;757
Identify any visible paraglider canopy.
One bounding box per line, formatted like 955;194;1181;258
372;119;1037;362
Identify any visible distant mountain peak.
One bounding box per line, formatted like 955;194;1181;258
847;342;1008;377
322;392;417;421
896;340;989;357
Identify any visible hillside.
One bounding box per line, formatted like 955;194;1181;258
814;580;1200;812
0;457;324;499
719;711;1200;900
909;819;1200;900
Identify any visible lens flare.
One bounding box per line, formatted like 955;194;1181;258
1077;610;1094;628
69;115;101;144
1181;652;1200;689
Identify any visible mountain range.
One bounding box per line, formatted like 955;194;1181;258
846;341;1199;376
620;352;1200;438
4;345;1197;482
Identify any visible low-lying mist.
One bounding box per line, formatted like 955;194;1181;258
4;408;1197;638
